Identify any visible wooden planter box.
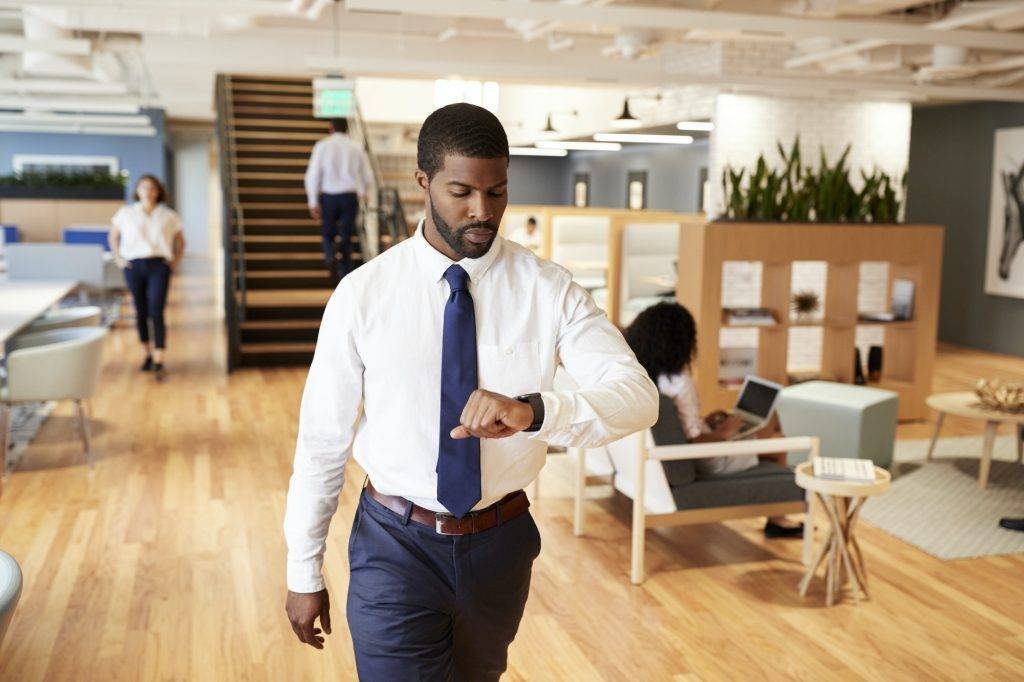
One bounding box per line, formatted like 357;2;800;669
0;185;125;200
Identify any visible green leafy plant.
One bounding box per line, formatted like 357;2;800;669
719;136;904;224
0;169;127;190
791;290;821;317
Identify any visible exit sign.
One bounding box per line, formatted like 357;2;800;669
313;77;355;118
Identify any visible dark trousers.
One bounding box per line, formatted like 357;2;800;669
346;490;541;681
319;192;359;280
124;257;171;349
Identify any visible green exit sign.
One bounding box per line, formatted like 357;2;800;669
313;78;355;119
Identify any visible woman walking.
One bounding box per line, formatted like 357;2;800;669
108;175;185;381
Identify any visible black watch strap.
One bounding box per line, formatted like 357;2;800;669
515;393;545;432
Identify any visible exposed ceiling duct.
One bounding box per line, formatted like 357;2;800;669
21;9;91;79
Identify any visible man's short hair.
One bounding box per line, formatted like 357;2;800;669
527;216;537;225
330;118;349;133
417;103;509;180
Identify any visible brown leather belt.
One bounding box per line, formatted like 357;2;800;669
364;481;529;535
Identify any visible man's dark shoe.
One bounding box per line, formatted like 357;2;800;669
141;356;154;372
999;517;1024;532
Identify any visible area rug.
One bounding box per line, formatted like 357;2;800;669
859;435;1024;560
4;401;56;473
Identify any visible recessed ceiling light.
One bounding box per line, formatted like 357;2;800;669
509;146;568;157
594;133;694;145
536;140;622;151
676;120;715;132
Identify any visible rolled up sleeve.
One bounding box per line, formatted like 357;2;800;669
529;280;658;448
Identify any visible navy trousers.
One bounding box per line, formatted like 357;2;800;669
124;257;171;349
346;490;541;681
319;192;359;280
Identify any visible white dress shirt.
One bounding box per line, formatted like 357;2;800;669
284;223;659;592
304;132;375;208
110;202;183;260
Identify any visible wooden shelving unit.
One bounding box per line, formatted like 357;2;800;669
677;221;944;421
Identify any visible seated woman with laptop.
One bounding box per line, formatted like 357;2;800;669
624;301;803;538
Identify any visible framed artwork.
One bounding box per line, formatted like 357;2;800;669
985;126;1024;299
573;173;590;208
627;170;647;210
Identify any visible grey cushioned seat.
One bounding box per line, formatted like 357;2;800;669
672;461;804;511
650;394;803;511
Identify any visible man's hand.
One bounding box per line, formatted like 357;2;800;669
450;389;534;440
286;589;331;649
309;205;322;221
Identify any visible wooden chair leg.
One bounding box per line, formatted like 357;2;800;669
926;412;944;462
979;421;998;489
75;399;94;468
573;447;586;537
0;403;9;495
631;438;647;585
802;490;814;566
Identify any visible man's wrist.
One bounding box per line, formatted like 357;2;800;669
514;393;545;432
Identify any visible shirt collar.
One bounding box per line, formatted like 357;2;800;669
412;219;503;285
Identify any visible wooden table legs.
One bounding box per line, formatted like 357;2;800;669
979;420;998;490
799;492;870;606
926;411;945;462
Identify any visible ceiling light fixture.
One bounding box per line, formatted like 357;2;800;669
593;133;694;145
676;120;715;132
542;114;557;133
509;146;568;157
536;140;622;151
611;98;641;129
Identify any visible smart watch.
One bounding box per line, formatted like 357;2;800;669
514;393;545;432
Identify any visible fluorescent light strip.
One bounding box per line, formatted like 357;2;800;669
0;96;141;114
594;133;694;145
0;79;130;96
536;140;622;151
0;123;157;137
676;120;715;132
0;112;151;127
509;146;568;157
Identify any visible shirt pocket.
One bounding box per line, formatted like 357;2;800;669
477;340;542;397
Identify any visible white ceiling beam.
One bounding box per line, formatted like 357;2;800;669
0;35;91;55
0;111;150;126
346;0;1024;52
0;95;140;113
0;122;156;135
786;3;1024;70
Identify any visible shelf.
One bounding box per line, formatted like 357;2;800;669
721;319;917;331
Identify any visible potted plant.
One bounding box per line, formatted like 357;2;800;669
0;169;128;200
791;290;821;322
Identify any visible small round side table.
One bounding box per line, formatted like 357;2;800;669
795;462;891;606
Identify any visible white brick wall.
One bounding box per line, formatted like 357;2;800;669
708;93;911;219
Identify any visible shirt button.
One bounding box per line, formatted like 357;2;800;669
505;347;514;356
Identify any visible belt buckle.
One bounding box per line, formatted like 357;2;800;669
435;512;459;535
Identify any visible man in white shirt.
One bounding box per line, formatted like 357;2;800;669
304;118;374;283
284;103;658;680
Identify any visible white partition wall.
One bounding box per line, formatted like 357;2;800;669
550;214;612;292
618;222;680;327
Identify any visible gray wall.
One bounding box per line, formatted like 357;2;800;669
568;141;709;212
507;155;571;206
906;102;1024;357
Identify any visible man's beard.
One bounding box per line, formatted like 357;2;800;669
429;194;498;259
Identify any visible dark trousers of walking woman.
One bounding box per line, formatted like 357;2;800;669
125;257;171;349
319;192;359;282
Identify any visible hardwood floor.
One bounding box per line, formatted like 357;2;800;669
1;257;1023;680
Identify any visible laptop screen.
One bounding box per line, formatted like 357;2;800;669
736;378;780;419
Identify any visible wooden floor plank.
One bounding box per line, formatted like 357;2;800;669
0;256;1022;680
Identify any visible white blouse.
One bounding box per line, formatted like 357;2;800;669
111;202;183;260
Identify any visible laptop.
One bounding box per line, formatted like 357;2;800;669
728;375;783;440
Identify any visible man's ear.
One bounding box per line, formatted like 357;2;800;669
414;169;429;191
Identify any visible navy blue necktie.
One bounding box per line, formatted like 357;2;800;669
437;264;481;518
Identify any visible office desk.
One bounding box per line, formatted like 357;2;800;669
0;280;78;352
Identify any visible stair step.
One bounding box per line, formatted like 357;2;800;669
236;171;305;180
236;158;309;167
230;131;322;141
231;94;312;106
242;270;334;289
232;118;327;130
241;319;321;330
246;289;333;307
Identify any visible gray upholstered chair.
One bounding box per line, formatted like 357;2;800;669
26;305;103;333
573;395;819;584
0;550;21;649
1;326;107;474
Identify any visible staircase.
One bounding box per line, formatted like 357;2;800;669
216;74;409;369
